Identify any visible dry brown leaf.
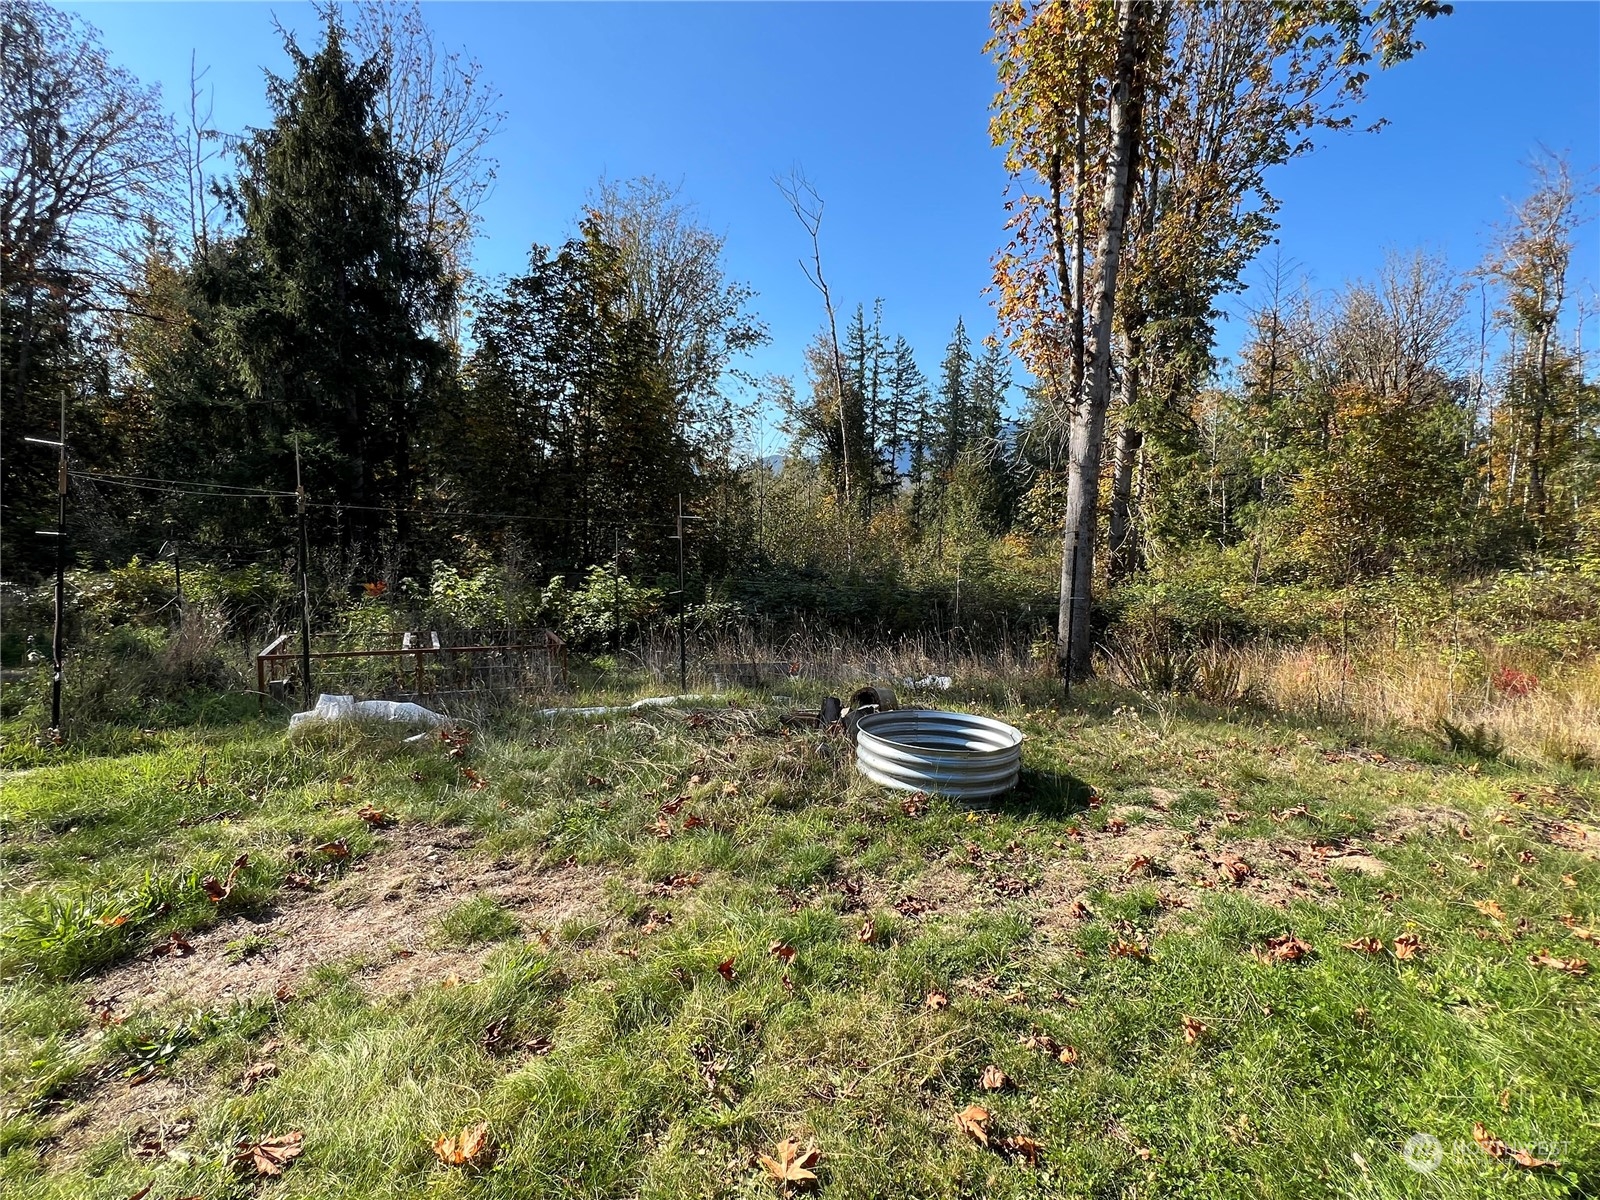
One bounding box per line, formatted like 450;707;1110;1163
1106;816;1128;834
1222;858;1251;884
433;1122;491;1167
1002;1134;1043;1165
716;956;736;983
722;780;740;797
1562;874;1577;888
1069;899;1093;920
1392;933;1423;960
315;838;349;859
955;1104;991;1146
979;1065;1007;1091
1517;850;1537;864
1124;854;1154;877
1510;1147;1558;1169
1057;1044;1079;1065
757;1137;821;1190
769;941;797;964
857;917;877;944
925;990;950;1011
1560;916;1599;943
1528;949;1589;976
1182;1015;1207;1045
234;1130;303;1177
1475;900;1507;921
1258;934;1312;964
356;804;396;828
201;853;249;903
1344;937;1384;955
1109;940;1150;961
239;1061;278;1094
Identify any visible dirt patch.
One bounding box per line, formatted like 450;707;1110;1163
1036;813;1348;930
45;1069;200;1168
1375;806;1475;843
91;825;611;1017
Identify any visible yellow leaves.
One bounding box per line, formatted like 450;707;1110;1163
234;1130;303;1177
432;1122;491;1167
955;1104;992;1146
758;1138;820;1192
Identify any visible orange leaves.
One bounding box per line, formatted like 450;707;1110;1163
1256;934;1312;964
315;838;350;859
768;941;797;964
955;1104;992;1146
234;1130;303;1177
979;1065;1007;1091
1345;936;1384;955
925;990;950;1011
1182;1015;1207;1045
460;767;490;791
201;854;249;903
1123;854;1155;878
758;1138;821;1192
1528;949;1589;977
1109;940;1150;962
356;803;396;828
1220;857;1252;885
433;1122;492;1167
1472;1122;1558;1169
1392;933;1423;960
716;956;737;984
1474;899;1507;921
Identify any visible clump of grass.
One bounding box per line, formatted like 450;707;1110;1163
429;896;521;948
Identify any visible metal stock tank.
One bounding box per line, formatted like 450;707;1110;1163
852;709;1023;799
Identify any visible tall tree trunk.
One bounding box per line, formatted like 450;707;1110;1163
1058;0;1149;681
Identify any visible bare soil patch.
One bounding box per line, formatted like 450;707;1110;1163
91;824;611;1017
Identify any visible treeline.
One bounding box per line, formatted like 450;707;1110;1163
3;0;1596;654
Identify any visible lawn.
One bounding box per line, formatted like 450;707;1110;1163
1;683;1596;1199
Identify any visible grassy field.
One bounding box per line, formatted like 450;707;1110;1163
1;681;1596;1199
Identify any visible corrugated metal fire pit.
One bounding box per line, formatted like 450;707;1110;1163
853;710;1023;799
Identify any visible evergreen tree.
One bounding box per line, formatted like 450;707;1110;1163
885;334;928;494
225;15;453;555
937;317;972;469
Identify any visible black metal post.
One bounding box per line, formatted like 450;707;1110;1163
676;494;687;692
295;438;314;709
51;435;66;730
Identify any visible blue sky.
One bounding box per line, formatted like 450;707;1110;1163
67;1;1600;434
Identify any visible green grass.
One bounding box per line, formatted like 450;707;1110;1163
1;685;1596;1198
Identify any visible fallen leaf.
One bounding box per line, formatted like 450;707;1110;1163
315;839;349;859
1475;900;1507;921
757;1137;821;1189
1257;934;1312;964
1498;1088;1512;1112
524;1035;555;1056
1560;916;1599;943
1510;1147;1558;1169
716;956;736;983
433;1122;491;1167
1109;940;1150;961
682;813;709;830
769;941;797;964
585;774;608;789
1392;933;1423;960
201;853;250;903
1069;899;1093;920
239;1061;278;1094
900;792;928;817
273;983;295;1003
1562;874;1577;888
925;990;950;1011
1057;1044;1079;1065
1106;816;1127;834
1124;854;1154;877
1002;1134;1043;1165
1182;1015;1207;1044
1517;850;1536;864
955;1104;991;1146
152;932;194;958
1221;858;1251;884
1528;949;1588;976
124;1187;153;1200
1344;936;1384;955
234;1131;303;1177
96;913;130;927
356;804;396;828
857;917;876;945
283;871;314;889
722;780;740;797
979;1065;1007;1091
